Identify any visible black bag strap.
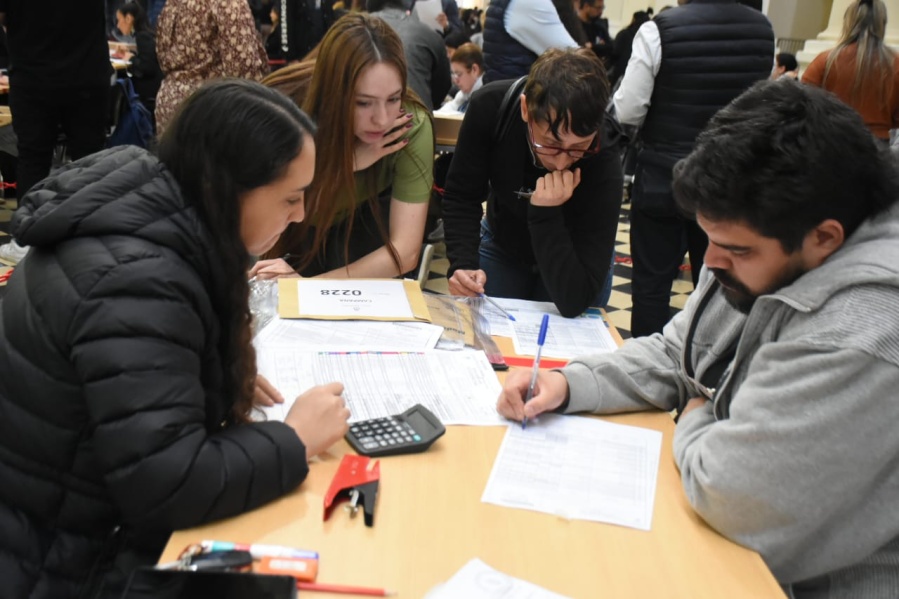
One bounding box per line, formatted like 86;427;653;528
492;76;528;145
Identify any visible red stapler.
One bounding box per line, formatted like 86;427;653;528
323;455;380;527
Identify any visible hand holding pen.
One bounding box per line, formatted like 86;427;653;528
522;314;550;429
447;268;486;296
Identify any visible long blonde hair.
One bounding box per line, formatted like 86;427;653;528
824;0;895;100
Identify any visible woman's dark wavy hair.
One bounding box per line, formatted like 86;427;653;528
524;48;609;139
157;79;316;423
673;79;899;252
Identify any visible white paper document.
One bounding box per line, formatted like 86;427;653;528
295;279;414;319
413;0;444;32
425;558;570;599
479;298;617;359
481;414;662;531
256;349;505;425
255;317;443;352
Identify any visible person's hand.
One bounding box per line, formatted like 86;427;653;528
248;258;297;280
436;12;449;31
285;382;350;460
253;374;284;407
680;397;709;418
122;50;134;62
353;112;413;172
448;268;486;296
497;369;569;422
529;168;581;208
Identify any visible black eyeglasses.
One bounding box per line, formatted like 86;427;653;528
527;121;601;159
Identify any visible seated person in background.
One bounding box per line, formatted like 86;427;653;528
116;1;163;113
251;14;434;280
436;42;484;114
498;80;899;598
0;80;351;598
771;52;798;79
443;48;622;317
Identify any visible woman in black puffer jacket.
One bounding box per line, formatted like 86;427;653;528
0;80;350;598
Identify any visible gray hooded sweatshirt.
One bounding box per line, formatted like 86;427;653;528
563;202;899;598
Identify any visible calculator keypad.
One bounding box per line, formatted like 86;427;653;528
349;417;421;452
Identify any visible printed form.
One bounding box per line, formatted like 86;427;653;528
255;317;444;352
482;414;662;531
255;349;505;426
479;299;617;359
296;279;414;319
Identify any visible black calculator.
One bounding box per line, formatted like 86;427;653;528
346;404;446;457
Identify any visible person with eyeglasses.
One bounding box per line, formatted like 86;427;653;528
442;47;622;317
436;42;484;114
498;80;899;598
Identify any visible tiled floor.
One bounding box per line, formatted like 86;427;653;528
424;201;695;339
1;196;695;334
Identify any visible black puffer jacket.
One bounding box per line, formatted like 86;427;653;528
0;147;309;598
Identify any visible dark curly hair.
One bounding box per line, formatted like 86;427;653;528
673;79;899;252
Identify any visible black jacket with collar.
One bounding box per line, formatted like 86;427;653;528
0;146;309;598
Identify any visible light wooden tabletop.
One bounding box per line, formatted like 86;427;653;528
160;317;785;599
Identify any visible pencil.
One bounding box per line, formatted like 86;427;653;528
296;581;395;596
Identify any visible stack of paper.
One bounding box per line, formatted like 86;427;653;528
482;414;662;531
255;349;505;426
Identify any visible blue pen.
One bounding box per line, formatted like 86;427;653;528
522;314;550;430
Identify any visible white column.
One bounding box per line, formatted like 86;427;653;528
885;0;899;44
798;0;899;69
798;0;851;67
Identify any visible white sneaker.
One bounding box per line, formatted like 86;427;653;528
0;239;29;265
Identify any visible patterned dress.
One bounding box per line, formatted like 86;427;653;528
155;0;269;134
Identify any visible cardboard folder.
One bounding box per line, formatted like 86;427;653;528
278;278;432;322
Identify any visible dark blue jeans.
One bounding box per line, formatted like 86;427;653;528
478;219;613;309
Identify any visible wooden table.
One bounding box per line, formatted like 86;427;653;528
433;113;463;153
161;321;785;599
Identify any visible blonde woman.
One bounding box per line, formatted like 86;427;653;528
803;0;899;142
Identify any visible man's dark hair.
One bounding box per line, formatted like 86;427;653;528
524;48;609;138
776;52;798;72
673;79;899;252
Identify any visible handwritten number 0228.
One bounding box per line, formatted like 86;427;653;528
320;290;363;296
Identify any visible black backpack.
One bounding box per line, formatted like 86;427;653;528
107;78;154;149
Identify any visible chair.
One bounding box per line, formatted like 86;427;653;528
415;243;435;289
